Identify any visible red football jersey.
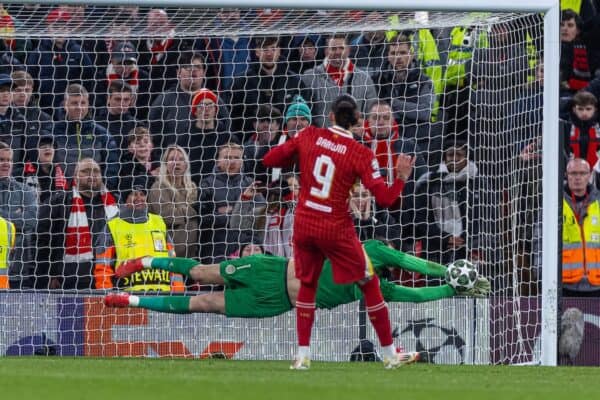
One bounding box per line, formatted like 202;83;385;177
263;125;405;231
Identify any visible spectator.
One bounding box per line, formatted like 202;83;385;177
414;142;480;265
229;36;306;139
148;51;229;147
349;183;398;243
199;142;265;263
243;104;283;182
562;91;600;167
560;10;600;97
94;186;183;292
96;41;151;119
138;8;195;97
0;141;37;289
268;96;313;183
263;174;297;257
11;70;53;141
37;158;118;290
301;33;377;127
147;145;199;259
372;34;434;126
0;5;30;71
52;84;119;189
25;8;94;115
205;8;252;91
117;127;158;201
364;101;428;186
386;22;442;122
94;80;137;152
283;95;312;138
230;174;298;257
0;73;29;175
0;213;15;289
177;88;230;185
363;101;427;251
22;136;68;204
351;14;387;78
563;157;600;296
81;6;141;69
288;35;323;75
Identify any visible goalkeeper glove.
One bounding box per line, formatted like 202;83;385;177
456;277;491;297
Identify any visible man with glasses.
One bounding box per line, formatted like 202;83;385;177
563;157;600;297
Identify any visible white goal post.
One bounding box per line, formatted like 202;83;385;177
3;0;560;365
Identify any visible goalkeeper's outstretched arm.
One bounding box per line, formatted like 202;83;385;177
364;239;447;277
381;283;456;303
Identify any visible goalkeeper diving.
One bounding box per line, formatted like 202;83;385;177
104;239;490;317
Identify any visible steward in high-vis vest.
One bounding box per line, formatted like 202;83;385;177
562;158;600;295
0;216;15;289
94;186;184;292
444;26;488;90
445;25;538;89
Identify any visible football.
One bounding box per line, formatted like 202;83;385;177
445;259;478;291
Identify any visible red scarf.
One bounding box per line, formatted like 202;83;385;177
106;63;139;92
148;35;174;64
23;162;68;190
569;124;600;167
64;185;118;263
569;43;592;91
325;58;354;87
364;121;400;184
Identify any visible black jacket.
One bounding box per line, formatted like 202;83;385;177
176;121;231;186
229;63;307;138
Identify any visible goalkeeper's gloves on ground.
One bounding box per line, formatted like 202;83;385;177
456;277;491;297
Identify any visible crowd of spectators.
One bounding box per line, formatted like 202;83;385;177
0;4;596;294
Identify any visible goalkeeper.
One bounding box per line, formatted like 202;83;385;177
104;239;490;315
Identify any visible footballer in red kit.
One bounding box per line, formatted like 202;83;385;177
264;124;403;284
263;94;416;370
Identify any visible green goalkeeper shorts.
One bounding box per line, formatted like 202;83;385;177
220;255;293;318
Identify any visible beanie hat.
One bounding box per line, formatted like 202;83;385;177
191;88;218;117
285;95;312;124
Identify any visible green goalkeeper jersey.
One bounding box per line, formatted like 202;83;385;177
316;239;450;309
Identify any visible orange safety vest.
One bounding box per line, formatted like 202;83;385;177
562;198;600;285
0;217;15;289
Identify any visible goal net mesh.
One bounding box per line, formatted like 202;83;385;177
0;4;544;364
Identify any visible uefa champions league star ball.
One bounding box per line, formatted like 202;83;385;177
445;259;478;291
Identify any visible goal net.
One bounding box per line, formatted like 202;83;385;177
0;4;551;364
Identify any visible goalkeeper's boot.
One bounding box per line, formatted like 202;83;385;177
115;257;147;278
103;293;131;308
383;351;420;369
289;356;311;370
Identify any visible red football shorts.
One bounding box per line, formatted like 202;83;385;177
293;227;374;285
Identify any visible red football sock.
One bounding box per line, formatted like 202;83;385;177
296;282;317;347
359;275;394;347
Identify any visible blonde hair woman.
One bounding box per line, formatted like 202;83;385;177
147;145;199;258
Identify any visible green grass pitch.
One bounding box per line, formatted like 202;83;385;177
0;358;596;400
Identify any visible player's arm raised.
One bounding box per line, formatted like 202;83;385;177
263;134;300;168
360;152;415;208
